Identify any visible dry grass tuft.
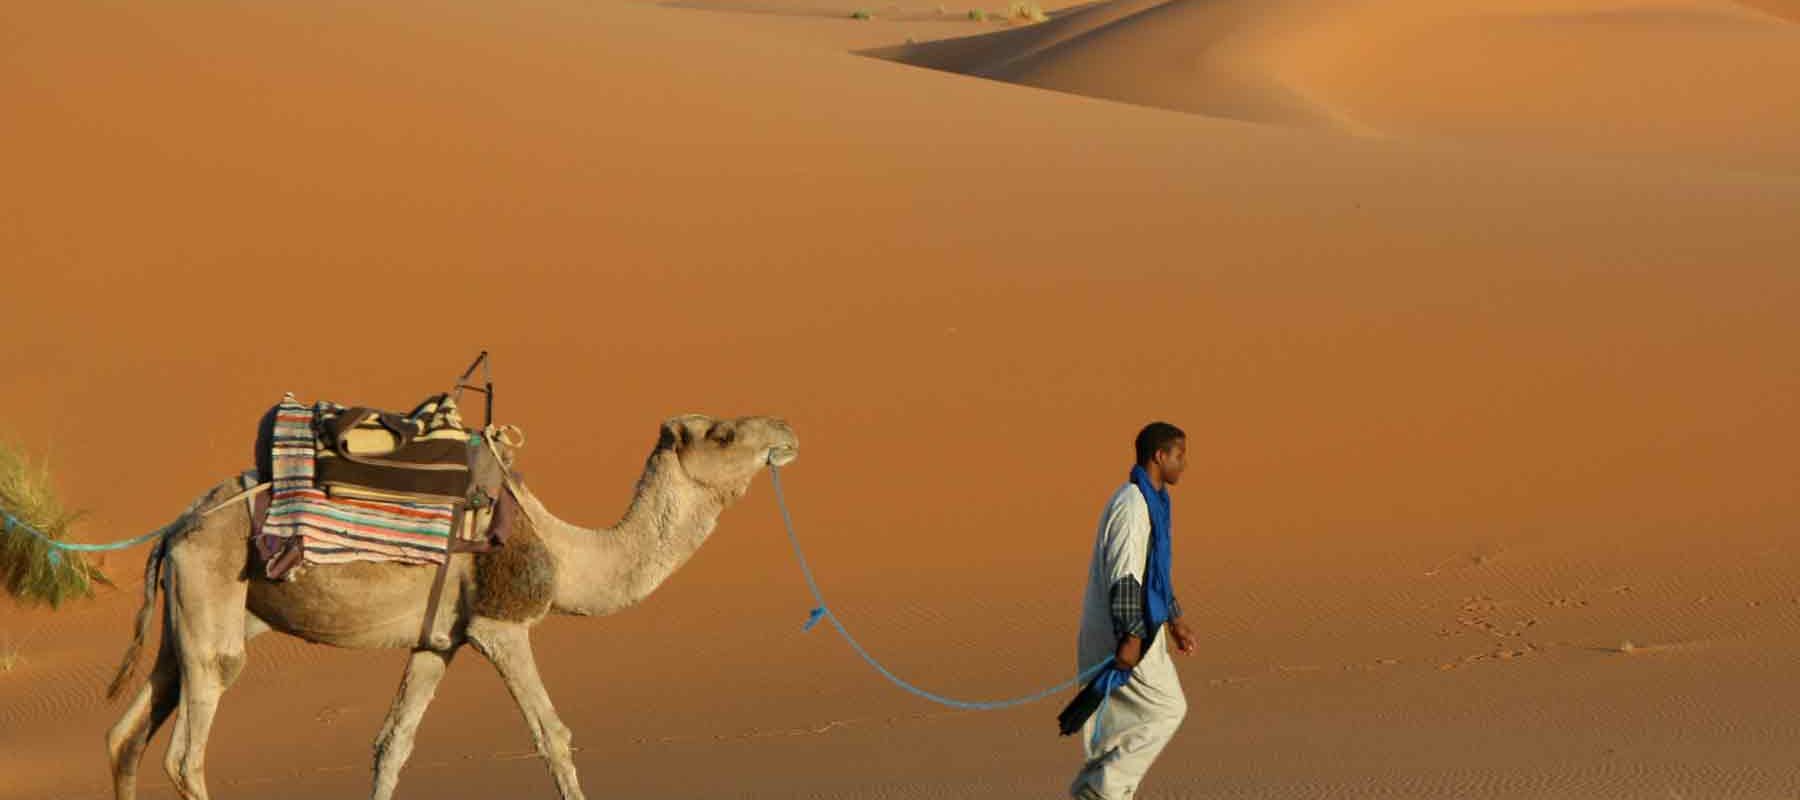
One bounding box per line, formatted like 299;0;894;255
0;636;20;673
1008;0;1047;21
0;439;107;607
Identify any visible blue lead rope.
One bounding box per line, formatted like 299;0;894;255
768;462;1114;712
1;511;169;566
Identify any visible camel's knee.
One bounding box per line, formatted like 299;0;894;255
107;723;147;790
106;689;150;763
543;720;574;761
107;721;152;785
213;650;246;686
179;644;244;688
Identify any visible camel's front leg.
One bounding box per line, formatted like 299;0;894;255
370;647;457;800
467;619;584;800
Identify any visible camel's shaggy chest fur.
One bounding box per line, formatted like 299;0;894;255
472;511;555;622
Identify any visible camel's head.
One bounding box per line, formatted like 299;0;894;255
656;414;798;496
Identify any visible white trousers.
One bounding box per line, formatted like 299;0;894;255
1069;633;1187;800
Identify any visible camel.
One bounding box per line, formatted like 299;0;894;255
103;413;799;800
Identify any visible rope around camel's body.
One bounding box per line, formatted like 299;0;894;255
767;462;1112;711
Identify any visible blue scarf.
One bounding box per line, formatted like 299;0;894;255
1129;464;1176;637
1074;467;1176;744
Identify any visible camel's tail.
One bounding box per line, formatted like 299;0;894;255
106;534;169;700
105;512;195;701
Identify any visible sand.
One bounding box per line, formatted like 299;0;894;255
2;0;1797;798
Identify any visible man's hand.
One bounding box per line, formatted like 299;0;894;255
1169;618;1197;656
1114;634;1144;668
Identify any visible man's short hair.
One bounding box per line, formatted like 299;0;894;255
1135;422;1186;466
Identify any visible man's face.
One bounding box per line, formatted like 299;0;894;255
1156;439;1189;486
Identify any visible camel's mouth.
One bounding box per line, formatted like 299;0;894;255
767;445;798;467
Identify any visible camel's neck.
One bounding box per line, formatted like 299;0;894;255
519;456;731;616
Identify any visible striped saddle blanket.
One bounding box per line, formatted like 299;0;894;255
255;393;492;576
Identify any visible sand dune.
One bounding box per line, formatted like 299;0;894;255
875;0;1356;128
880;0;1800;170
3;0;1798;798
1733;0;1800;21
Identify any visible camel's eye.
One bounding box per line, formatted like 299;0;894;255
708;425;736;447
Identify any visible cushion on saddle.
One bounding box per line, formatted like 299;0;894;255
313;394;472;503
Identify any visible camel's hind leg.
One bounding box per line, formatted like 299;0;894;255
160;538;252;800
106;622;180;800
468;619;585;800
370;647;457;800
158;615;268;798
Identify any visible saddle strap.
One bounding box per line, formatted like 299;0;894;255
416;500;466;650
416;426;526;649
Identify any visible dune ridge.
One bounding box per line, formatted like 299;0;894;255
878;0;1800;170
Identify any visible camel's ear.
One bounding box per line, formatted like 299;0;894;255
705;420;737;447
657;419;690;451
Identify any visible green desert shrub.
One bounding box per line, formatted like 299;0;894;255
968;8;987;20
851;8;872;19
0;440;106;607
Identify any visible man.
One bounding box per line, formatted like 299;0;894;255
1070;421;1196;800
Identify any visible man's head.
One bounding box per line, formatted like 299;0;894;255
1134;421;1188;486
